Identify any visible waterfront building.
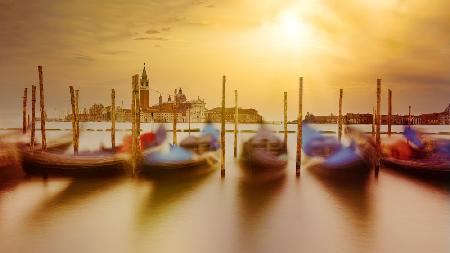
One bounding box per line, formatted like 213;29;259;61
205;107;262;123
440;103;450;125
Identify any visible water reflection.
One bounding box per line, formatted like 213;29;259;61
27;177;123;224
381;166;450;194
136;169;214;228
308;164;374;250
236;170;286;252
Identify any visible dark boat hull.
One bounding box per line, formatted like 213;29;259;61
20;151;127;177
382;157;450;180
139;153;218;178
308;159;371;181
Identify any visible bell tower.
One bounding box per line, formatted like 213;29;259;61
140;63;150;110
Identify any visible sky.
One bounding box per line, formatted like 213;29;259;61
0;0;449;121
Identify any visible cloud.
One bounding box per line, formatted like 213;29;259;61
133;36;168;41
146;29;160;34
74;54;95;62
101;50;131;55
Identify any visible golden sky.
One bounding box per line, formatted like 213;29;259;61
0;0;449;120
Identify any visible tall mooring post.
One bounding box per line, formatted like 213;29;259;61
283;91;288;146
375;79;382;174
188;107;191;136
338;89;343;142
30;86;37;151
111;89;116;150
75;90;80;151
221;75;226;177
372;106;375;137
22;88;27;134
69;86;78;155
38;66;47;150
408;105;412;126
131;74;140;176
296;77;303;175
388;89;392;136
234;90;238;158
172;102;177;145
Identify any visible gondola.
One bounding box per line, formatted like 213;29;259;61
381;156;450;179
139;124;219;178
139;146;218;178
20;150;128;177
381;126;450;180
240;126;287;182
305;125;375;181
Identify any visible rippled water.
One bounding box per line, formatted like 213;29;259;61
0;123;449;253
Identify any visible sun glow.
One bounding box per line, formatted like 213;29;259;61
279;10;302;40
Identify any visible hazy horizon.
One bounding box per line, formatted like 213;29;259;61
0;0;449;122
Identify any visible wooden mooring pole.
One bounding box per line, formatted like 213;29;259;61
388;89;392;136
221;75;226;177
131;74;140;176
408;105;411;126
296;77;303;175
69;86;78;155
234;90;238;158
338;89;343;142
30;86;36;151
22;88;27;134
38;66;47;150
111;89;116;149
375;79;381;174
188;107;191;136
283;91;288;146
173;102;177;145
75;90;80;152
372;106;375;137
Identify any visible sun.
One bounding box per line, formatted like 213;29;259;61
277;9;308;41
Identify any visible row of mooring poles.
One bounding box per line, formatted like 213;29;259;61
25;66;47;152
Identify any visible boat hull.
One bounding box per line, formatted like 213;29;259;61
382;157;450;180
20;151;127;177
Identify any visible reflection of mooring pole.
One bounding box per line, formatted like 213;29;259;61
221;75;226;177
296;77;303;176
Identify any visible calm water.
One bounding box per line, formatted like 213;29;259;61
0;123;449;253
